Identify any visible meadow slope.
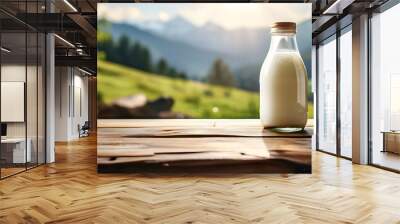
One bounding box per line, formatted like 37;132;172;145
98;61;313;119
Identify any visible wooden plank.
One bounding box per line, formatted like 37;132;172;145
98;138;310;162
98;119;314;129
97;126;312;138
97;119;312;173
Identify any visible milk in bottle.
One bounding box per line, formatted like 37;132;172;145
259;22;308;132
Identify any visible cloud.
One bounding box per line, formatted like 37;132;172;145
159;11;170;22
98;3;311;30
98;4;142;22
178;3;311;30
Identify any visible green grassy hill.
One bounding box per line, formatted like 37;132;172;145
98;61;313;119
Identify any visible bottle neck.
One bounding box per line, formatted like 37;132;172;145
269;33;299;53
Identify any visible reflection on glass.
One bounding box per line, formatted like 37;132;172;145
0;1;47;179
317;36;337;154
390;74;400;130
340;29;352;158
371;3;400;171
1;31;27;177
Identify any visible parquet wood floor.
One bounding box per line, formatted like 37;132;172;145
1;135;400;223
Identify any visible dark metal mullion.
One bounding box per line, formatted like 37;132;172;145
72;69;74;118
336;25;341;157
370;163;400;174
317;148;352;161
315;45;320;150
44;16;47;164
367;11;373;165
0;168;28;179
68;69;71;118
36;0;39;168
25;0;28;171
373;0;400;13
60;68;62;117
41;0;48;166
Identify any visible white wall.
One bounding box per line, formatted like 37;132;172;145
1;65;26;138
55;66;70;141
1;63;46;164
54;67;89;141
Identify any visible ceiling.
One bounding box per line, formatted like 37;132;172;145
0;0;392;74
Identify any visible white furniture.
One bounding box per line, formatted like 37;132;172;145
1;138;31;163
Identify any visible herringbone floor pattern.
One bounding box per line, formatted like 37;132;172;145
1;136;400;224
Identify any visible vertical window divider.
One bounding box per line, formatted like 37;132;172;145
44;0;48;165
336;26;342;157
315;44;320;151
44;35;47;165
73;68;75;118
68;69;71;118
25;0;28;171
80;88;82;117
367;10;373;165
36;0;39;168
60;68;62;117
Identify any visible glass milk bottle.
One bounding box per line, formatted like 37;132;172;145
259;22;307;132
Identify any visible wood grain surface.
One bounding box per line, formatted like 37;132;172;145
97;119;312;173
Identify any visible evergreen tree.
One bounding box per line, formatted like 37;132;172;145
167;67;177;77
156;58;168;75
139;46;152;72
177;72;187;79
117;35;130;65
97;19;187;79
207;58;235;87
129;42;141;68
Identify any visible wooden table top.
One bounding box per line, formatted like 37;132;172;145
97;119;312;173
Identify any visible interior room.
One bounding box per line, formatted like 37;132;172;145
0;5;46;178
0;0;400;223
370;3;400;171
0;0;97;179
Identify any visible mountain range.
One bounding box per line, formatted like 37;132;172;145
107;16;311;90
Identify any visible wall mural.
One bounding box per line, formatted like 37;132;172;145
97;3;312;174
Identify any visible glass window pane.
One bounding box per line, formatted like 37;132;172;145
371;3;400;171
0;0;46;179
317;36;337;154
1;31;28;177
27;31;38;169
340;28;352;158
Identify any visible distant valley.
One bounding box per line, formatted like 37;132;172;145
107;17;311;91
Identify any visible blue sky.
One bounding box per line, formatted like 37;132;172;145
98;3;311;30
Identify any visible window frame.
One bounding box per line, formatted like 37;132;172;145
367;0;400;173
315;23;353;160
